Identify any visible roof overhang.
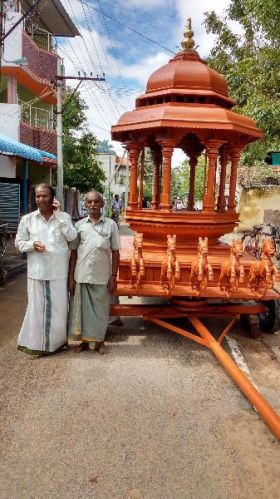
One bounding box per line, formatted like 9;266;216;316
112;104;263;141
21;0;80;37
0;134;56;163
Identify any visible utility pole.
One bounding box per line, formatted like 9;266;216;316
0;0;6;77
54;72;105;208
55;61;64;207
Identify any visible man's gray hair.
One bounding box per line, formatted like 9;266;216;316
85;190;104;203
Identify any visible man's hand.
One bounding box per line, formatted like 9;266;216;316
52;197;61;212
107;275;117;293
33;241;46;252
68;276;76;295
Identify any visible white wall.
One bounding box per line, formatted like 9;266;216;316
1;12;23;66
98;153;127;197
0;104;20;139
0;155;16;178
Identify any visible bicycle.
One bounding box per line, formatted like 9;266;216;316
241;222;280;261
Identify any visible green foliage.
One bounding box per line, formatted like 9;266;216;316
97;139;115;154
61;88;105;193
204;0;280;164
172;157;206;201
139;148;153;200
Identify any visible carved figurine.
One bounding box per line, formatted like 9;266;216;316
219;239;244;295
160;234;180;293
248;238;277;297
130;232;145;290
190;237;213;296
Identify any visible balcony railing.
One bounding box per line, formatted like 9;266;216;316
23;20;55;53
22;31;58;83
20;122;57;156
21;103;54;131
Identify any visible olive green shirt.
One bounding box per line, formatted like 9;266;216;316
70;215;120;285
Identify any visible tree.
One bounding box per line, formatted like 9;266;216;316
172;157;206;201
61;89;106;193
204;0;280;165
97;139;115;154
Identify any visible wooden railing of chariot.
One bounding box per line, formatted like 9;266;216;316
129;233;279;298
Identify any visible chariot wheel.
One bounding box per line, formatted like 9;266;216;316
258;300;280;333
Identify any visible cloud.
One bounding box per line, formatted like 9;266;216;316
120;52;170;88
59;0;231;158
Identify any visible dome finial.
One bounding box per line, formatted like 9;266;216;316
181;18;195;51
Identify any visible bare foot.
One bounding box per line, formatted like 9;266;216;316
96;342;109;355
74;342;89;353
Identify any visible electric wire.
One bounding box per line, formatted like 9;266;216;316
57;43;111;126
63;0;121;121
79;0;129;113
78;0;124;116
80;0;176;55
95;0;127;91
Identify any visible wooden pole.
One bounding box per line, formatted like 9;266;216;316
159;141;174;210
138;147;145;208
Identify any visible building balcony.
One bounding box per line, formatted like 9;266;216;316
20;122;57;156
23;19;55;53
22;31;58;85
21;104;54;131
1;12;58;103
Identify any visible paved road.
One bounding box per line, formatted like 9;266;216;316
0;272;280;498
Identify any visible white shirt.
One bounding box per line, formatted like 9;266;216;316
69;215;120;285
15;209;77;280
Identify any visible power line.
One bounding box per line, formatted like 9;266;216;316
57;42;112;126
78;0;124;116
0;0;45;44
95;0;127;91
63;0;121;120
80;0;176;55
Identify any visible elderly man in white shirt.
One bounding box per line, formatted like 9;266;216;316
15;183;77;356
68;190;120;355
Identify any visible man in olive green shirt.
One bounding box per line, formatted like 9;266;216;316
68;190;120;354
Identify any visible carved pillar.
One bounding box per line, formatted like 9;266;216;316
228;148;241;211
187;155;198;210
203;140;223;212
159;141;174;210
217;147;229;211
126;141;140;209
138;148;145;209
151;150;161;209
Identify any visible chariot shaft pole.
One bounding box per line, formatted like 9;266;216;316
189;316;280;439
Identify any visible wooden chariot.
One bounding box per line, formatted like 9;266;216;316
110;20;280;439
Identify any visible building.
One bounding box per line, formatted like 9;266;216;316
0;0;78;222
97;144;129;209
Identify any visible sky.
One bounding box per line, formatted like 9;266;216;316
58;0;230;161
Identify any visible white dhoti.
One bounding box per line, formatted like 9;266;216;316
18;277;68;355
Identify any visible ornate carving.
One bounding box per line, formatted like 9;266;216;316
248;239;277;297
190;237;213;296
160;234;180;293
219;239;245;295
130;233;145;290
